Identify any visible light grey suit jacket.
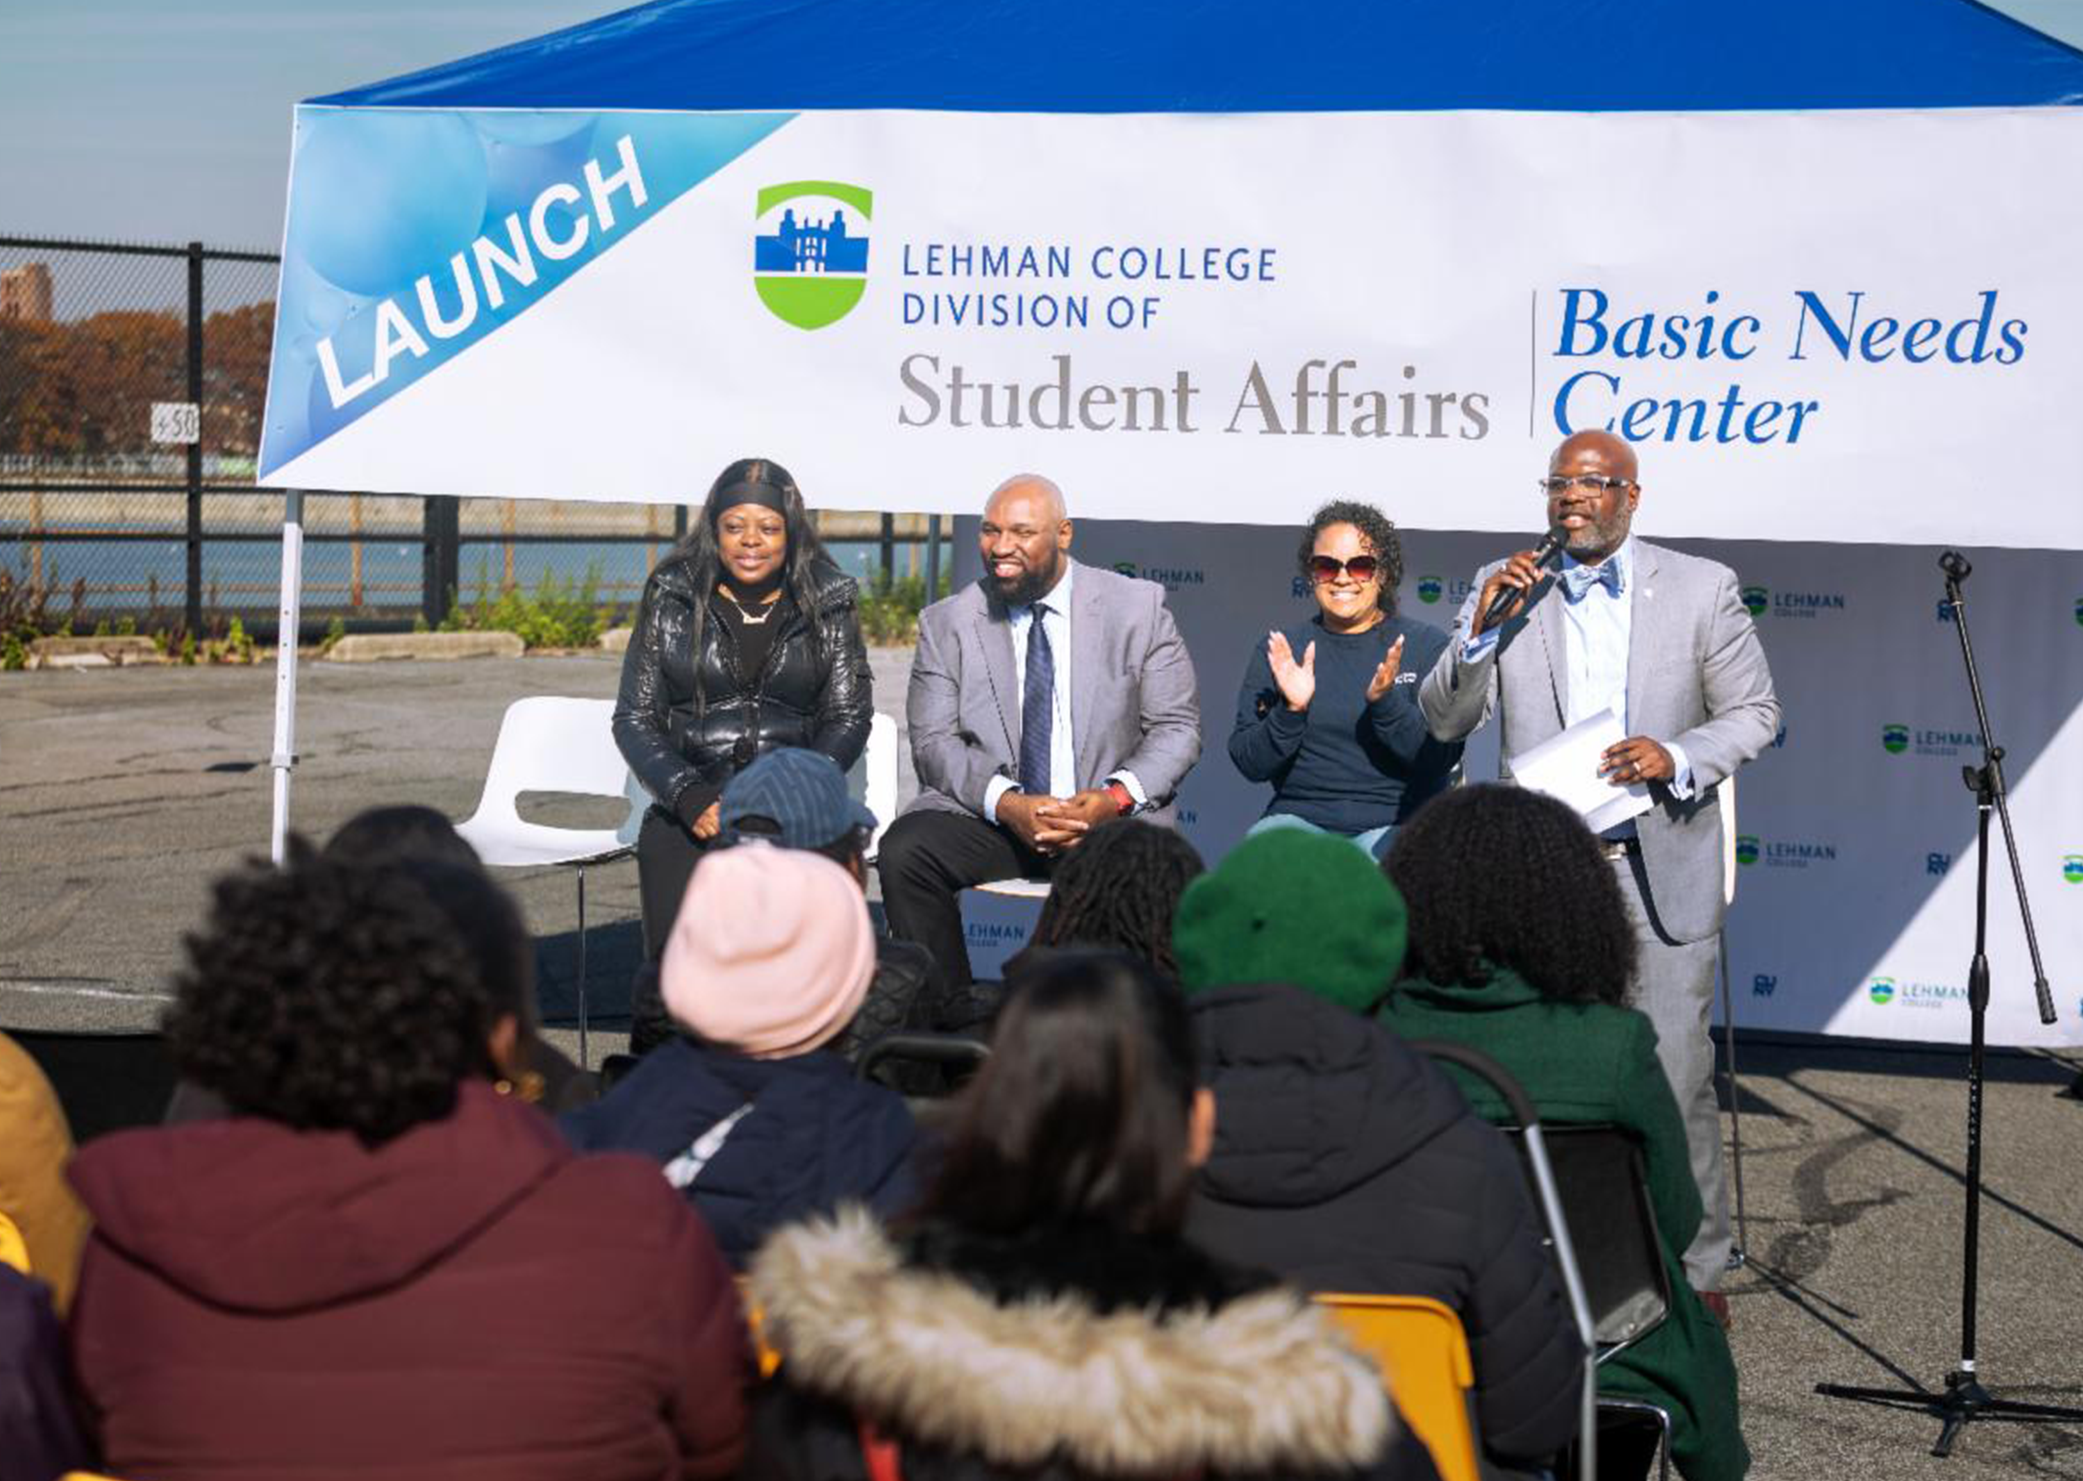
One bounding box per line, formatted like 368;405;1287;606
1419;539;1779;943
905;558;1202;824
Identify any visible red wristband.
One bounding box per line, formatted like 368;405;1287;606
1105;780;1135;816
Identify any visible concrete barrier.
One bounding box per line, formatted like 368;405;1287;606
27;635;165;669
324;631;527;663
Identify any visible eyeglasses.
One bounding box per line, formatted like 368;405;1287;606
1539;475;1636;497
1309;554;1381;583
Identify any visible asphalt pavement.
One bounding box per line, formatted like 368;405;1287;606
3;652;2080;1479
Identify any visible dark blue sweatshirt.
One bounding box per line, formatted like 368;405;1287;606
560;1037;918;1269
1228;611;1462;834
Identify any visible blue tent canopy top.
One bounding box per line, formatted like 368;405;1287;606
318;0;2083;114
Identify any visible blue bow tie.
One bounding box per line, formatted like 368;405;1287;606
1561;561;1623;603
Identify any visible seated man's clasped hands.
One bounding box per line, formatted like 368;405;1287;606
878;473;1201;996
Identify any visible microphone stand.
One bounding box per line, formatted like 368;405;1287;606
1814;550;2072;1457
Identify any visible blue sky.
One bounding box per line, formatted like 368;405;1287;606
0;0;613;250
4;0;2081;254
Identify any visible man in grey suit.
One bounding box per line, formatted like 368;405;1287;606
878;473;1201;995
1420;429;1779;1299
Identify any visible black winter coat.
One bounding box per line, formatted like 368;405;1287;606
0;1267;90;1481
743;1208;1439;1481
1185;983;1583;1466
614;554;873;815
559;1038;918;1270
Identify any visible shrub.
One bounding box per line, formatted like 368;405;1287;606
443;565;616;650
0;568;53;672
857;570;950;646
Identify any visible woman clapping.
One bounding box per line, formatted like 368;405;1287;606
1229;500;1461;859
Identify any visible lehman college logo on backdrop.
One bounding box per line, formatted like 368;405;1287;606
1740;583;1844;620
1110;560;1206;593
1869;975;1966;1010
1411;574;1473;607
754;180;872;329
1882;721;1982;758
1736;834;1837;869
2064;854;2083;884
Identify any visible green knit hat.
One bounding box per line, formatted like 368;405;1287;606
1172;828;1409;1013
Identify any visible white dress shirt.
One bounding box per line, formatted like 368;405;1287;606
1464;536;1693;826
982;562;1147;821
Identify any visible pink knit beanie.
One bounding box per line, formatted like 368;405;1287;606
660;843;876;1057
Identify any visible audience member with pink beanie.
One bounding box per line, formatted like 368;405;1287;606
562;844;920;1267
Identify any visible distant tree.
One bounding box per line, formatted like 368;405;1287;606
202;301;275;461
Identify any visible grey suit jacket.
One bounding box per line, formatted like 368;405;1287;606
1419;539;1779;943
904;558;1202;824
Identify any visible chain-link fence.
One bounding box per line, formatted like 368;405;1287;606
1;235;948;644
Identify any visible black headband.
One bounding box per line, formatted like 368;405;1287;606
711;480;790;523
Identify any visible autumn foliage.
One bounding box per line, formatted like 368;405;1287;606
0;300;275;463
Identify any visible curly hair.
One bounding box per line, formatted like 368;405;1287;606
1382;784;1636;1004
1029;820;1206;978
1296;499;1404;617
163;841;502;1145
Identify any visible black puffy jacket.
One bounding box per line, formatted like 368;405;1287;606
1185;983;1584;1467
614;554;873;814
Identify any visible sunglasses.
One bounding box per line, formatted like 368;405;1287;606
1309;554;1381;583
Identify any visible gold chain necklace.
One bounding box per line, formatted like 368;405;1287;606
721;591;778;625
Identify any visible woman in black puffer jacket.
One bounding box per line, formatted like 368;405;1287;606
615;457;872;1048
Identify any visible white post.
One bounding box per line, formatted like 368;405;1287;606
269;490;306;864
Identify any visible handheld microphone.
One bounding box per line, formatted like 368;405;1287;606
1479;526;1568;632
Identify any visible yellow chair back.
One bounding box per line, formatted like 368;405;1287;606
736;1276;782;1378
1317;1293;1481;1481
0;1211;29;1275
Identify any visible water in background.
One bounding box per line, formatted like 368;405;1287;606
1;525;947;620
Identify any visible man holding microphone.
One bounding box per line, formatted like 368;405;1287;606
1420;429;1780;1306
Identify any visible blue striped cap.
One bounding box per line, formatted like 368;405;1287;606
719;746;877;849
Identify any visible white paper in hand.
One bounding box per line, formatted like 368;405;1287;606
1508;706;1653;834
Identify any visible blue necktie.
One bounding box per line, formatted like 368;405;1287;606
1562;561;1623;603
1019;602;1054;796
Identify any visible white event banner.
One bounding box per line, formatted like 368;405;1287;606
952;520;2083;1051
261;106;2083;549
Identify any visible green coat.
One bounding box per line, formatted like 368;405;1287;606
1378;970;1748;1481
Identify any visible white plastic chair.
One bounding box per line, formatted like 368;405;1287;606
975;876;1052;900
854;713;899;861
454;696;643;1067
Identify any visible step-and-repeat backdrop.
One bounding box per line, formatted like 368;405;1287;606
951;521;2083;1050
251;101;2083;1044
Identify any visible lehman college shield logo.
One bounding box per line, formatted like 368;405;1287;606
1416;575;1444;604
754;180;872;329
1740;585;1768;618
1882;723;1909;755
1735;835;1760;867
1869;977;1897;1005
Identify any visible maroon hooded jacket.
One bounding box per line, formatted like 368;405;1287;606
67;1081;749;1481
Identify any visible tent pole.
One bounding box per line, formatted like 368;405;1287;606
269;490;306;865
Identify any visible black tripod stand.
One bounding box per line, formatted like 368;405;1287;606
1815;550;2074;1456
